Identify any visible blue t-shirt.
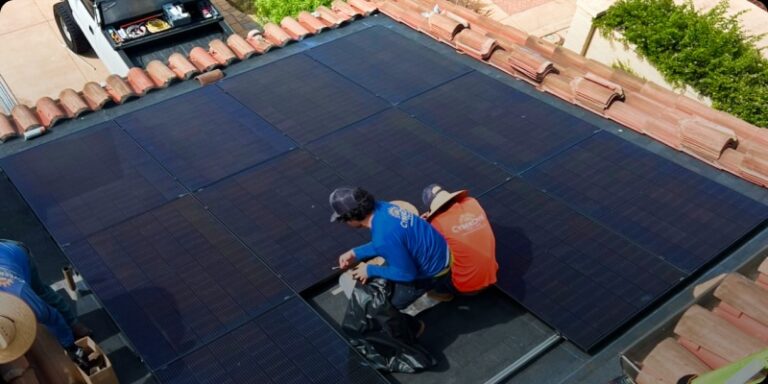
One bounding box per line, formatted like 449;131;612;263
353;201;448;282
0;242;74;347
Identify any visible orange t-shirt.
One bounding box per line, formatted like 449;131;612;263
428;197;498;293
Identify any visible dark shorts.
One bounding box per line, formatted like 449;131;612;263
390;272;453;310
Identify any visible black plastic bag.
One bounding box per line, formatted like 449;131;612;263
342;278;435;373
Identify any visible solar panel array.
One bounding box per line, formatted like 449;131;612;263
1;24;766;378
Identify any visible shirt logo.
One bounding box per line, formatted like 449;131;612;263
388;206;414;229
452;213;486;234
0;269;17;288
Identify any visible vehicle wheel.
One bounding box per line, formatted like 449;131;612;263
53;2;90;54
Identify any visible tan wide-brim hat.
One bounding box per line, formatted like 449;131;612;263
0;292;37;363
425;187;468;219
391;200;419;215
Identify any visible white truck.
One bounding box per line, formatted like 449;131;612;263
53;0;233;75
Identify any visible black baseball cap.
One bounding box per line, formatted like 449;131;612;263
329;187;370;222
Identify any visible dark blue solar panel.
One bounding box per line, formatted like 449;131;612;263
481;179;686;350
0;122;185;244
218;54;389;144
306;108;510;207
154;298;386;384
64;196;292;369
522;132;768;273
401;71;598;173
306;26;472;103
116;86;295;191
197;150;369;291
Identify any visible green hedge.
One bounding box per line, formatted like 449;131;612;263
253;0;332;23
594;0;768;127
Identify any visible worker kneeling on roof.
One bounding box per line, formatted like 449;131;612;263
331;187;451;310
421;184;498;300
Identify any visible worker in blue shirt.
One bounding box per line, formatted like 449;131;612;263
331;187;451;310
0;240;89;348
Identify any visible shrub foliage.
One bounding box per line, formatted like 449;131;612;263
595;0;768;127
253;0;332;23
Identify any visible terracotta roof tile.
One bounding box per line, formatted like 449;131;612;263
104;75;137;104
401;7;430;31
398;0;430;12
552;46;588;72
524;35;556;59
226;34;256;60
263;23;292;46
332;0;363;19
443;11;470;28
676;336;730;369
637;338;709;384
717;147;744;170
608;69;646;93
680;118;737;162
0;113;18;142
348;0;378;15
196;69;225;86
280;17;311;40
58;88;90;118
168;53;199;80
740;147;768;186
605;99;646;130
428;13;464;43
126;68;156;96
760;256;768;275
507;46;554;84
455;28;497;60
245;32;275;54
640;82;678;109
315;7;345;28
189;47;220;72
714;274;768;324
81;81;112;110
712;301;768;344
674;305;766;364
584;58;615;80
541;72;575;102
379;1;408;22
209;39;238;66
11;105;44;139
572;74;624;113
146;60;178;88
297;11;326;34
433;0;528;45
35;97;67;128
645;115;683;149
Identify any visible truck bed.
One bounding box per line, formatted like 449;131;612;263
123;22;227;67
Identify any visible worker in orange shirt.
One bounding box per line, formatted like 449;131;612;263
421;184;498;301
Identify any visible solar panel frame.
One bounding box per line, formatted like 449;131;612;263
521;132;768;273
116;86;296;191
306;26;472;103
218;53;390;145
401;71;598;174
197;150;370;291
306;108;511;207
154;298;387;384
63;196;293;369
0;122;186;245
481;178;686;350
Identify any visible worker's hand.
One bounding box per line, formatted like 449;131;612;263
351;263;369;284
338;249;357;270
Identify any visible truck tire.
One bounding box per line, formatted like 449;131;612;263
53;2;90;54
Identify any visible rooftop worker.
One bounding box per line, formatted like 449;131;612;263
0;292;37;364
330;187;451;310
421;185;498;301
0;239;90;349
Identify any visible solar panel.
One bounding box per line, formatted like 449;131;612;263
117;86;296;191
306;26;472;103
154;298;386;384
0;122;185;245
522;132;768;273
218;54;389;144
481;178;686;350
64;196;292;369
401;71;598;173
197;150;369;291
306;108;511;207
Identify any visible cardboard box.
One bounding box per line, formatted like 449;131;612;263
73;337;118;384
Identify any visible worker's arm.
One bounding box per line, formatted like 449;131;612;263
366;239;418;282
19;285;74;347
352;242;378;261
